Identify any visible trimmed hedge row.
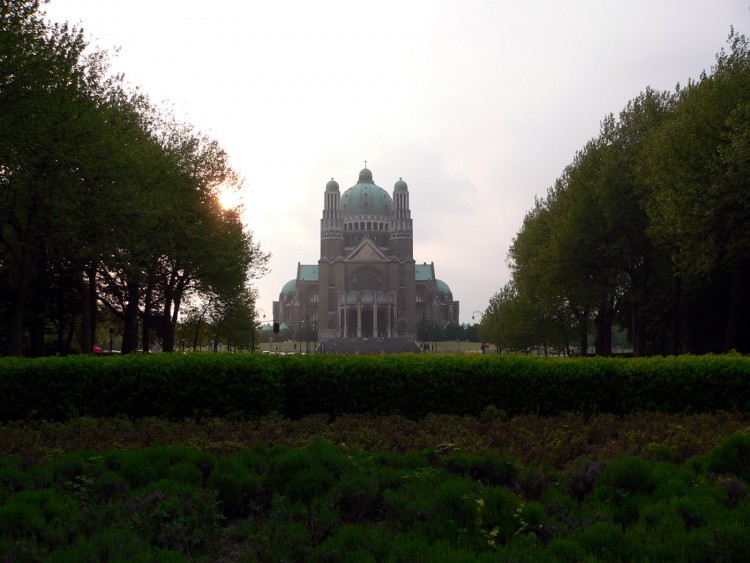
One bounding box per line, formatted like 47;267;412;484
0;354;749;422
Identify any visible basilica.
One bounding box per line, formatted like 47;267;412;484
272;166;459;349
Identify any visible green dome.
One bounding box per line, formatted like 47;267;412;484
341;168;393;217
435;279;452;295
394;178;408;192
281;279;297;295
325;178;339;192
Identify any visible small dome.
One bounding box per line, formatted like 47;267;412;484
358;168;373;183
326;178;339;192
394;177;408;192
435;279;452;295
281;279;297;295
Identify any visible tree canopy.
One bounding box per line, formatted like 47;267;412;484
0;0;269;355
481;29;750;356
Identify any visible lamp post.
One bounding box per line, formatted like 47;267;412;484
255;309;266;353
472;310;483;322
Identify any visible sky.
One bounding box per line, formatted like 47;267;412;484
44;0;750;325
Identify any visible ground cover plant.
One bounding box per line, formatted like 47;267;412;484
3;434;750;561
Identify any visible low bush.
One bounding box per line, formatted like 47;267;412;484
2;353;750;422
4;434;750;560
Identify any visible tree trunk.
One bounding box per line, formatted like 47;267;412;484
668;276;682;355
575;307;589;356
78;263;98;354
29;269;47;357
724;258;746;352
161;297;174;352
7;297;25;356
87;264;97;348
192;317;203;351
142;280;154;354
630;268;648;358
594;307;613;356
121;282;140;354
79;267;93;354
6;250;40;356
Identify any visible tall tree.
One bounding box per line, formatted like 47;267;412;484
643;30;750;352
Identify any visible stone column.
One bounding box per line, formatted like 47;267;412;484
357;297;362;338
388;292;393;338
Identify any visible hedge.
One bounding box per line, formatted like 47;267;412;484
0;354;749;422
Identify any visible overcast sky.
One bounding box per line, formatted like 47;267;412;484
45;0;750;325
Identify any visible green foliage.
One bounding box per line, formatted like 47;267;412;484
0;0;270;356
4;435;750;560
2;353;750;422
207;458;262;518
47;526;188;563
702;432;750;481
0;489;79;545
129;480;221;553
493;31;750;355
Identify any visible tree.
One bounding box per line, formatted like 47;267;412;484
0;2;270;355
0;1;111;355
643;30;750;352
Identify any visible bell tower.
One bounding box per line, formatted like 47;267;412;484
390;178;413;259
320;178;343;259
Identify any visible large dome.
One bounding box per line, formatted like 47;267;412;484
340;168;393;217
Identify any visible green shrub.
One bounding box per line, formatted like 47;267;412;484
567;459;606;501
312;523;391;562
543;538;588;563
106;450;160;489
382;477;438;532
0;489;79;546
0;497;48;540
514;500;553;542
0;455;30;502
597;455;657;495
421;478;481;546
207;457;262;518
675;493;723;531
476;486;522;546
167;462;203;486
0;536;44;562
47;525;188;562
286;464;338;504
3;354;750;422
263;440;351;501
128;480;220;554
335;470;382;523
255;520;309;562
704;432;750;481
574;522;632;561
